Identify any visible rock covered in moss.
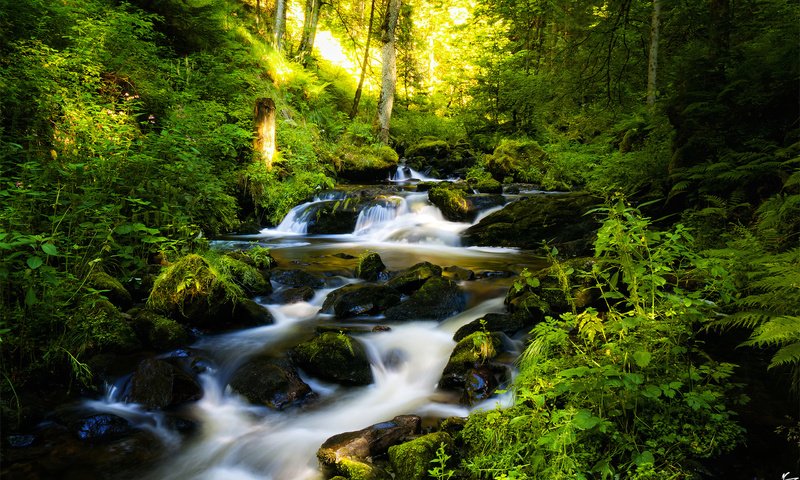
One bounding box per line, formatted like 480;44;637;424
387;431;454;480
485;138;549;183
321;284;402;319
355;251;387;281
461;192;600;255
306;201;361;234
386;262;442;294
428;185;471;222
87;272;132;310
452;313;524;342
384;277;465;322
228;357;313;410
291;332;373;386
443;265;475;281
69;299;140;356
337;144;399;183
318;415;420;480
439;331;509;404
132;308;191;351
147;253;273;330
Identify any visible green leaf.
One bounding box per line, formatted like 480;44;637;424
632;450;654;467
572;410;602;430
41;243;58;256
25;287;37;306
27;256;43;269
633;351;652;368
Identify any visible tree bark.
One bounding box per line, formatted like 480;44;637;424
298;0;322;62
646;0;661;108
376;0;401;144
274;0;288;51
255;98;277;170
350;0;377;119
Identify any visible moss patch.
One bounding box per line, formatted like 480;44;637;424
428;185;471;222
132;309;190;351
485;138;549;183
68;299;140;356
388;432;453;480
87;271;133;309
355;251;386;281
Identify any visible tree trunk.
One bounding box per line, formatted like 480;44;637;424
255;98;277;170
274;0;287;51
376;0;401;144
646;0;661;108
350;0;377;119
298;0;322;62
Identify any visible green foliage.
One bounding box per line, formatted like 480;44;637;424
428;442;455;480
485;139;548;184
460;198;746;479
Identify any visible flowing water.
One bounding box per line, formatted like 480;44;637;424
81;178;545;480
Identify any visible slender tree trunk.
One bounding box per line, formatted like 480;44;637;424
274;0;287;51
646;0;661;108
298;0;322;62
376;0;401;144
255;98;277;170
350;0;377;119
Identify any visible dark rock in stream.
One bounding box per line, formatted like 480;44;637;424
71;414;134;442
386;261;442;294
461;192;601;255
453;312;525;342
271;269;326;288
321;284;402;319
443;265;475;281
384;277;465;322
228;357;313;410
291;332;374;386
131;308;192;352
306;202;360;234
271;285;316;304
354;251;387;281
318;415;421;480
438;332;509;405
127;358;202;410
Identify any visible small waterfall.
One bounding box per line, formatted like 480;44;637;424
353;196;408;233
389;163;442;183
269;192;346;235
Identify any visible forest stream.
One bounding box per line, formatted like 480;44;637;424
65;171;546;479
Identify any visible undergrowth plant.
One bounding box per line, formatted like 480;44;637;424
460;197;746;479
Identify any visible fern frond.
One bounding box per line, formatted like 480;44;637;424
742;316;800;348
770;342;800;369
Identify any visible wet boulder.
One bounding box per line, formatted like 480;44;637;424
438;332;507;405
337;144;399;183
291;332;373;386
228;357;313;410
271;269;326;289
306;201;360;235
236;298;276;327
384;277;465;322
443;266;475;281
271;286;316;304
386;262;443;294
427;184;471;222
461;192;601;255
453;313;525;342
127;358;202;410
71;414;134;443
355;251;387;281
321;284;402;319
388;431;454;480
318;415;420;480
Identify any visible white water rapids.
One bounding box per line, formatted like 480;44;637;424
83;178;541;480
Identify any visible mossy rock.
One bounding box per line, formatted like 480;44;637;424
215;255;272;296
443;266;475;281
452;313;525;342
335;458;390;480
386;262;443;294
469;176;502;194
461;192;600;255
355;251;387;281
321;284;402;319
69;299;140;356
428;185;471;222
291;332;373;386
306;200;361;235
405;139;450;160
442;332;502;376
132;308;191;351
226;247;277;271
439;332;507;404
337;144;400;183
384;277;465;322
388;432;453;480
87;272;132;310
485;139;549;183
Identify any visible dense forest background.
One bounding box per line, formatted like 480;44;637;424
1;0;799;478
